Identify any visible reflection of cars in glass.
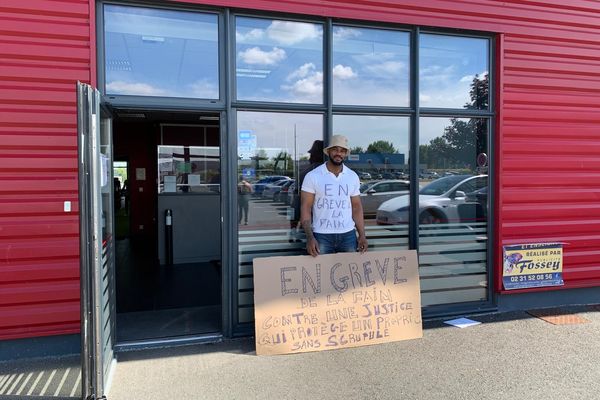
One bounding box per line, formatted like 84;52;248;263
358;171;372;180
262;179;291;200
459;186;488;222
360;180;410;217
376;174;488;225
419;171;439;179
252;176;290;197
273;180;295;202
286;182;297;206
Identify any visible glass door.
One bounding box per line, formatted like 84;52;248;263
77;82;116;399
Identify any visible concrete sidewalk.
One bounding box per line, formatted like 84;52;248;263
108;307;600;400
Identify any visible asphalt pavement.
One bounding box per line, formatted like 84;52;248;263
107;306;600;400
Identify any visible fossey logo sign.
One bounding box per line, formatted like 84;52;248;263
253;250;422;356
502;243;564;290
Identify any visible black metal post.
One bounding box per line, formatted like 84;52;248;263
165;209;173;265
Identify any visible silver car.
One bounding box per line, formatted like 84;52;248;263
376;174;488;225
360;180;410;217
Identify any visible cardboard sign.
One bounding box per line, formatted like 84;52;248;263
253;250;422;355
503;243;564;290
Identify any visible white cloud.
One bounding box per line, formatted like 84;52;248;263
189;79;218;98
333;27;362;41
238;47;286;66
352;52;396;65
333;64;357;80
286;63;316;81
282;71;323;100
267;20;321;45
236;28;265;43
333;78;408;107
365;61;405;76
106;81;165;96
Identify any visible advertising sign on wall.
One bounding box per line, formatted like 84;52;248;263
253;250;422;355
502;243;564;290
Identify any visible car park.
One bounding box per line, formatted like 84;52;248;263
273;179;295;202
357;171;372;180
262;179;291;200
286;182;297;206
360;180;410;217
252;175;290;197
419;171;439;179
376;174;488;225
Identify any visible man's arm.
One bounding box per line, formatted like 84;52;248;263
350;195;368;253
300;190;319;257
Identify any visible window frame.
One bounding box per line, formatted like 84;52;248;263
97;1;497;332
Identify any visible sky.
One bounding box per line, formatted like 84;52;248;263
103;6;489;157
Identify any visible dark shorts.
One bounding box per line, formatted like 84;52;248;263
313;230;357;254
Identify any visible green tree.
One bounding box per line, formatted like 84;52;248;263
438;73;489;169
350;146;365;154
366;140;397;154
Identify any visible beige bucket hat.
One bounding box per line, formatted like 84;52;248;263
323;134;350;155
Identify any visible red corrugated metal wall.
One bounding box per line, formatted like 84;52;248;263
1;0;599;340
0;0;92;340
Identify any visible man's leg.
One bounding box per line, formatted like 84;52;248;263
335;230;358;253
313;233;336;255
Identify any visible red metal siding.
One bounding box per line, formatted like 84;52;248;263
0;0;91;340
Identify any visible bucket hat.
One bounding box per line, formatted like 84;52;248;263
323;135;350;155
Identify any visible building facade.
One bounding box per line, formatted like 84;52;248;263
2;0;600;362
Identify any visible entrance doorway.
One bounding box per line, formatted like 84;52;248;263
112;110;222;342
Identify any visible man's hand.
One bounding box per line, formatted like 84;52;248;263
357;235;368;254
306;237;320;257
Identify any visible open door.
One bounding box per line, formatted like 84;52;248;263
77;82;116;399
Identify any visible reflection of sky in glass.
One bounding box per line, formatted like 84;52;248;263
420;117;451;144
237;112;322;160
333;115;409;156
104;5;219;98
420;34;488;109
236;17;323;103
333;26;409;106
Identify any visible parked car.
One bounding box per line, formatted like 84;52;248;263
376;174;488;225
357;171;372;180
252;175;290;197
274;179;295;202
419;171;439;180
286;181;297;206
262;179;291;200
460;186;488;222
360;180;410;217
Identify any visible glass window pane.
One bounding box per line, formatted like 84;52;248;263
420;34;489;109
236;112;323;324
104;5;219;98
236;17;323;103
333;26;409;106
418;117;489;306
333;115;410;252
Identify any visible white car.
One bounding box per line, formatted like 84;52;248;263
262;179;291;200
360;180;410;217
376;174;488;225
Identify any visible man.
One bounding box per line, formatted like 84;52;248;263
300;135;368;257
238;175;253;225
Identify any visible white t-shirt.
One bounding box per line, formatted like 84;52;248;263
301;163;361;234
